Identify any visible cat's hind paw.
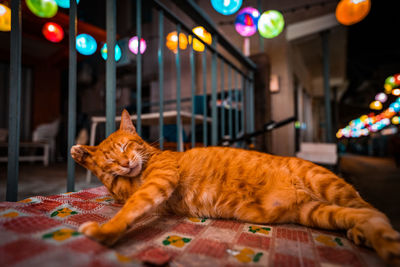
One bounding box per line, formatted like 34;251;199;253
78;221;122;246
347;227;371;247
374;229;400;265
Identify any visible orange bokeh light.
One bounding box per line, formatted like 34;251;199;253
335;0;371;26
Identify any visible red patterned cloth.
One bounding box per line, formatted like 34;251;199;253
0;186;385;266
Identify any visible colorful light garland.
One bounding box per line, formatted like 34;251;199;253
337;97;400;138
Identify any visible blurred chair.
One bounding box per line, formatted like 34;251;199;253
33;118;60;163
296;142;338;171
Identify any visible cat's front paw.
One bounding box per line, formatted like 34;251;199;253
78;221;122;246
70;145;87;163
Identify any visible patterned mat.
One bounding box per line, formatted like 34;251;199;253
0;186;385;267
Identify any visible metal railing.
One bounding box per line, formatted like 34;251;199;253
6;0;256;201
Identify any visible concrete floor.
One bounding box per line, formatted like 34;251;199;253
0;163;103;201
0;154;399;230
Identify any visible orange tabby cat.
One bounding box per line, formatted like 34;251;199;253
71;109;400;264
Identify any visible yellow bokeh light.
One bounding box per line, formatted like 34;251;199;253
166;31;188;54
369;100;382;110
0;4;11;32
188;26;212;52
392;116;400;125
384;84;393;94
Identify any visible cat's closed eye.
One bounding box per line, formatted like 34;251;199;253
105;159;115;164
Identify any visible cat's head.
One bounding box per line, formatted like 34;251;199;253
71;109;153;177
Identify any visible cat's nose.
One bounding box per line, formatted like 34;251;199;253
120;159;130;168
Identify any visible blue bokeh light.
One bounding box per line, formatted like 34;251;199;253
101;43;122;62
76;34;97;56
55;0;80;9
211;0;242;15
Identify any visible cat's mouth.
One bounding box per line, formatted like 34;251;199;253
121;164;141;177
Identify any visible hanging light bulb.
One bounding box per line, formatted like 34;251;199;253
393;88;400;96
76;34;97;55
258;10;285;39
26;0;58;18
335;0;371;26
369;100;383;110
188;26;212;52
101;43;122;61
128;36;146;55
0;4;11;32
42;22;64;43
211;0;242;15
55;0;80;8
166;31;188;53
234;7;260;37
375;92;388;103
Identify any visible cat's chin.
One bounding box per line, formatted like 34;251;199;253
125;165;141;177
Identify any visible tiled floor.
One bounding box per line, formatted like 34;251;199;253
1;153;399;230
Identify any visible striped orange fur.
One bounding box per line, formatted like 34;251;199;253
71;109;400;264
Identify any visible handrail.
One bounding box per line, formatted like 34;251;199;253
152;0;255;80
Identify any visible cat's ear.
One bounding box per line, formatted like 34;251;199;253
71;145;96;165
120;109;136;134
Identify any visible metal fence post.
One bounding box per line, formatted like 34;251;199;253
176;24;182;151
211;35;218;146
6;0;22;201
202;47;207;146
136;0;142;135
190;35;196;148
106;0;116;137
158;10;164;150
67;0;77;192
220;59;225;139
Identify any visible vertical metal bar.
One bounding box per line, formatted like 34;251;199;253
234;70;239;141
220;59;225;139
158;10;164;150
228;65;233;139
241;74;246;144
106;0;116;137
249;72;255;144
202;47;208;146
190;35;196;148
6;0;22;201
211;35;218;146
136;0;142;135
322;30;333;142
176;24;182;151
258;0;264;52
67;0;77;193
